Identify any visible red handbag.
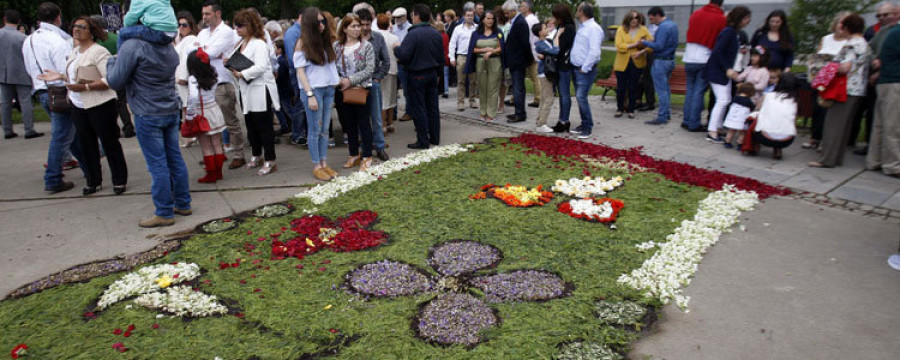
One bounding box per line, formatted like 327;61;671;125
181;91;212;138
819;74;848;103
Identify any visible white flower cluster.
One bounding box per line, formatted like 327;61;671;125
97;263;201;310
552;176;624;198
296;144;471;204
567;198;615;219
134;286;228;317
617;185;759;310
635;241;657;252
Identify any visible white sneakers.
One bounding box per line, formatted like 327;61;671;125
888;254;900;271
535;125;554;133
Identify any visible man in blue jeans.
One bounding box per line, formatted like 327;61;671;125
355;5;390;161
107;16;191;228
22;3;84;193
568;2;603;139
642;7;679;125
681;0;726;131
283;9;307;145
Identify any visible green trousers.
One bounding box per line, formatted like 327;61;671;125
477;56;503;119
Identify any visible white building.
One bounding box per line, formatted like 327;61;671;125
597;0;796;41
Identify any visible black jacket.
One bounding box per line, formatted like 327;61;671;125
505;15;534;70
555;23;576;71
394;23;444;74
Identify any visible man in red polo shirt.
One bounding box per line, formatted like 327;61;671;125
681;0;726;132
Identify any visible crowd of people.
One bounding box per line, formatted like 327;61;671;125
0;0;898;228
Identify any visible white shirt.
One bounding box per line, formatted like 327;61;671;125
175;35;200;105
376;29;399;75
525;13;540;60
294;50;340;90
197;22;237;85
449;23;476;58
648;23;659;37
756;92;797;138
682;43;712;64
392;22;411;43
66;51;84;108
570;18;603;73
22;23;73;92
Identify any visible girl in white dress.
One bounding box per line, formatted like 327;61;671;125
187;49;227;183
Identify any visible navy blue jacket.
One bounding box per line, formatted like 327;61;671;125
394;23;444;75
706;26;740;86
505;15;534;70
275;55;293;100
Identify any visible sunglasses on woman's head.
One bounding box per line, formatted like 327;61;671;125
178;23;191;28
72;24;88;30
235;23;246;29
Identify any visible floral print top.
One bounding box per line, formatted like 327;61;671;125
835;36;870;97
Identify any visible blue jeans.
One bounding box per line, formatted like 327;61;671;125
134;113;191;218
510;68;527;118
574;68;598;132
684;63;708;130
651;59;675;123
38;91;85;189
288;69;307;141
274;108;290;132
300;86;335;164
558;69;573;123
369;81;386;150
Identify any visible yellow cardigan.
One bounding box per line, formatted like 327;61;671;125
614;26;653;71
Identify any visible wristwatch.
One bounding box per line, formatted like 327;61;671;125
306;90;314;97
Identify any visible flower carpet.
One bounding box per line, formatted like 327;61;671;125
0;135;786;359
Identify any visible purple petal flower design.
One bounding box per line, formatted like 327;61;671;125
344;240;570;346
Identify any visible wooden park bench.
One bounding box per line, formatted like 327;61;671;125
596;65;688;100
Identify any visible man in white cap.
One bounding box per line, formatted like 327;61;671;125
392;7;411;42
392;7;414;122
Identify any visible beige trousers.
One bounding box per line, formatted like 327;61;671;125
456;55;478;105
536;76;555;126
216;83;246;159
527;61;541;103
866;83;900;175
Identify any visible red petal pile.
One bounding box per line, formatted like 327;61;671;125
271;211;388;260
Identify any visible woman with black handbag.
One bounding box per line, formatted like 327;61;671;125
229;9;281;176
40;17;127;196
334;13;376;172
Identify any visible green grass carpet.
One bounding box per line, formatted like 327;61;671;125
1;138;709;359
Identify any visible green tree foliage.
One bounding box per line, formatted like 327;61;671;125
789;0;878;54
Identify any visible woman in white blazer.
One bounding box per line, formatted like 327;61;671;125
229;10;281;175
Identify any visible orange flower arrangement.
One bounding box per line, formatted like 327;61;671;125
470;183;554;207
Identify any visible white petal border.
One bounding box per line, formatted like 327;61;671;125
295;144;472;204
617;185;759;311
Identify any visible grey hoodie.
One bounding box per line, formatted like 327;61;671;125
106;33;180;115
